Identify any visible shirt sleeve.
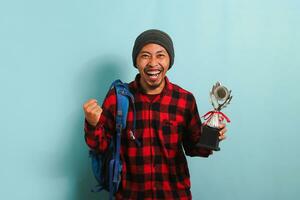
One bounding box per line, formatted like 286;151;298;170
182;94;213;157
84;89;116;153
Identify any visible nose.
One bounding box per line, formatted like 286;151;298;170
149;56;159;67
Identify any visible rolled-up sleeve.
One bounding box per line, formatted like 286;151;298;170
84;89;116;153
182;94;212;157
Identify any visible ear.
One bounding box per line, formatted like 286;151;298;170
167;64;171;71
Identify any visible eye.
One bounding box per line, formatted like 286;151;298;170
141;54;150;59
157;54;165;58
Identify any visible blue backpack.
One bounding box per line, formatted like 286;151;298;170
89;80;137;200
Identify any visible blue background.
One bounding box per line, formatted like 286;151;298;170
1;0;299;199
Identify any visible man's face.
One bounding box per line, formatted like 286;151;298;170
136;43;170;94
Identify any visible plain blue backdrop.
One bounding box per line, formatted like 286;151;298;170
1;0;299;199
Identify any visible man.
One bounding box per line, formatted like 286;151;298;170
83;29;227;199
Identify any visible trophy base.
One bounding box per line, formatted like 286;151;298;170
196;125;220;151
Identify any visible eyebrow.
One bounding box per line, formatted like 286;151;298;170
139;50;167;54
139;51;151;54
156;50;167;54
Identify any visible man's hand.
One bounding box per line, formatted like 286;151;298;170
218;123;227;141
83;99;102;127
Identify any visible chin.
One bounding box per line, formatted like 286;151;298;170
147;79;163;88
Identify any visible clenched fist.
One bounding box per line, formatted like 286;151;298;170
83;99;102;127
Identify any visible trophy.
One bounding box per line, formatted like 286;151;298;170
197;82;233;151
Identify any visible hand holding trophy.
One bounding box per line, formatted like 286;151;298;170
197;82;233;151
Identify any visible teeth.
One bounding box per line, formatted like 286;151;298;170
146;70;160;75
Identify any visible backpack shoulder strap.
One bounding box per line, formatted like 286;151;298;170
89;79;136;199
109;79;134;199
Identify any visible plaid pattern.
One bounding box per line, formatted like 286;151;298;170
85;75;212;200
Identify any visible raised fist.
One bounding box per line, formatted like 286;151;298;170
83;99;102;127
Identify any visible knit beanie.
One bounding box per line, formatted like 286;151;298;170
132;29;175;69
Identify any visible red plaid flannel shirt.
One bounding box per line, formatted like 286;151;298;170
85;75;212;200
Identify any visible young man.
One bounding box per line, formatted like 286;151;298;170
83;29;227;200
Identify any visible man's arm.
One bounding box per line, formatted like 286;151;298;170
183;94;228;157
83;89;116;153
182;94;213;157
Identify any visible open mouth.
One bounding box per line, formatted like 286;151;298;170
145;70;161;78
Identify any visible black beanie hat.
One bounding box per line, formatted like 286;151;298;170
132;29;174;69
